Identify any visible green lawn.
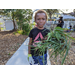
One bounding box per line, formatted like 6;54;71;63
13;30;23;35
1;27;6;31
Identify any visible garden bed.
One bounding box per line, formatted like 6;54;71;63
0;31;28;65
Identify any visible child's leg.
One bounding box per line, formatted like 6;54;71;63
38;54;47;65
32;56;39;64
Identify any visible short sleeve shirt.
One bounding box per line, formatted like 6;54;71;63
29;27;50;56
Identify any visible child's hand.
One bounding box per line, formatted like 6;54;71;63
44;36;48;40
27;54;34;65
41;36;48;42
28;54;32;61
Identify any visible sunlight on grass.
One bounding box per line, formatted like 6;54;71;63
13;30;23;35
0;22;3;25
1;27;6;31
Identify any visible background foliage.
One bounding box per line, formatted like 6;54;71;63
0;9;33;35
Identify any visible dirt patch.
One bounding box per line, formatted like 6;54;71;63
0;31;28;65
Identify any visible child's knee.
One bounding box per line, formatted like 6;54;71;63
32;56;38;64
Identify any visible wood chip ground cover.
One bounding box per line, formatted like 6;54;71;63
0;31;28;65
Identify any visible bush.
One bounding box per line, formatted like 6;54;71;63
13;30;23;35
29;22;36;28
15;22;36;35
22;22;36;35
22;22;31;35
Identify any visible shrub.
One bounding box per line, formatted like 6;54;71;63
22;22;31;35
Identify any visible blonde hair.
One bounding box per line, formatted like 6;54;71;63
34;10;48;21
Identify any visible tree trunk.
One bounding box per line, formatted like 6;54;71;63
73;9;75;17
48;12;52;19
49;13;52;19
0;27;1;31
50;15;52;19
13;19;16;30
47;10;52;19
12;11;16;31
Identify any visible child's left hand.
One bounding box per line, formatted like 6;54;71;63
28;54;32;61
27;54;34;65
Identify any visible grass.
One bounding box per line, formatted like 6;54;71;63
13;29;29;36
13;30;23;35
1;27;6;31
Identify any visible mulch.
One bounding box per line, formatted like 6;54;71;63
0;31;28;65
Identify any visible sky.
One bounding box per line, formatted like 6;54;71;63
32;9;74;13
59;9;74;13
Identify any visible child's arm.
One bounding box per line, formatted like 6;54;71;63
28;38;32;54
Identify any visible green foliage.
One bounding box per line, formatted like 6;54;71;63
13;22;33;35
13;30;23;35
0;9;32;34
29;22;36;28
0;9;4;15
0;22;3;25
22;22;30;35
17;30;23;34
44;9;59;19
14;9;32;32
22;22;36;35
31;27;75;65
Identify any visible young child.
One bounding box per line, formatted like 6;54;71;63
28;10;50;65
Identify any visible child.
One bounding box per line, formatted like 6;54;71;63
28;10;50;65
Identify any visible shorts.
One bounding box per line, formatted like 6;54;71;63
32;53;47;65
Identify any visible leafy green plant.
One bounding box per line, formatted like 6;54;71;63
13;30;23;35
22;22;30;35
31;27;75;65
17;30;23;34
8;53;10;55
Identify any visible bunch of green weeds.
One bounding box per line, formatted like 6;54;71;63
32;27;75;65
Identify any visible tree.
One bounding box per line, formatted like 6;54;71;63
0;9;5;15
4;9;17;30
73;9;75;17
0;9;33;31
44;9;59;19
13;9;33;35
58;9;69;13
14;9;33;30
0;23;2;31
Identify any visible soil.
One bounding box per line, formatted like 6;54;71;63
0;31;28;65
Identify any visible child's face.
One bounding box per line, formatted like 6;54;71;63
35;13;47;28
